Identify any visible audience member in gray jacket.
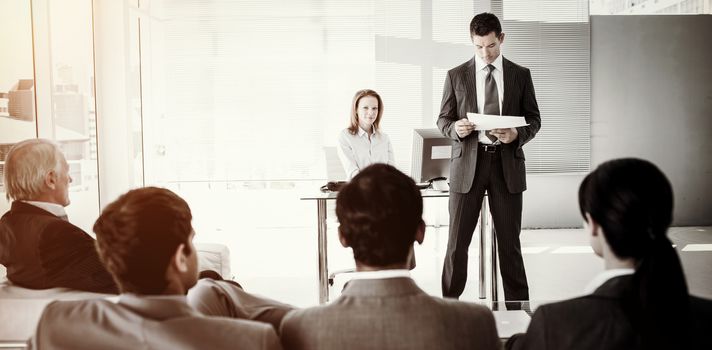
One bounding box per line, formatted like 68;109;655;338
279;164;500;350
29;187;282;350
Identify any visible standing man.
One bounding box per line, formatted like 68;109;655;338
438;12;541;301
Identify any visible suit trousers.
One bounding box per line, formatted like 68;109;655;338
442;146;529;301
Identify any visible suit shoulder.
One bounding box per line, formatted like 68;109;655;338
448;60;472;75
438;298;492;314
41;218;92;242
44;299;122;317
282;303;332;323
427;297;496;325
532;294;623;322
504;59;531;74
535;295;592;311
280;303;339;334
39;299;135;329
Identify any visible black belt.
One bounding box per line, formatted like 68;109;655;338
479;143;501;153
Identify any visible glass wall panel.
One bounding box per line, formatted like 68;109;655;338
32;0;100;232
0;0;37;215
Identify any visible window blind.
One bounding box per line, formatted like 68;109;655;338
143;0;591;183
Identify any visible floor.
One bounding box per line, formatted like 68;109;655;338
195;223;712;308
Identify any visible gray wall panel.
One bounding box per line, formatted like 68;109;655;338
591;15;712;226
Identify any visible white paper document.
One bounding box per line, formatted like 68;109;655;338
466;112;528;130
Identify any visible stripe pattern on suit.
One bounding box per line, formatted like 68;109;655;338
279;277;500;350
0;201;118;294
28;294;282;349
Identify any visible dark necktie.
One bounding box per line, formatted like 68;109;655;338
483;64;500;143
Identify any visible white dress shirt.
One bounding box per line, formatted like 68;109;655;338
23;200;67;218
347;269;411;281
583;268;635;294
337;127;395;180
475;54;504;144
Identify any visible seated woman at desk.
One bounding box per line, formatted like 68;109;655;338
507;158;708;349
338;89;394;180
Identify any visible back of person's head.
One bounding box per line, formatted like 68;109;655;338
348;89;384;135
470;12;502;38
93;187;196;294
3;138;63;201
578;158;688;346
336;164;423;267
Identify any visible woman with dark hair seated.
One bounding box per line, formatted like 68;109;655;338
506;158;711;350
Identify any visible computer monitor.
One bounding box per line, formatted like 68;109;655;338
411;128;452;183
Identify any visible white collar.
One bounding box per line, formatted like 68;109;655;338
475;54;504;73
347;269;411;281
357;125;375;137
23;200;67;218
583;268;635;294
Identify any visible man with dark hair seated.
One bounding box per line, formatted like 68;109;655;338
28;187;282;349
279;164;500;350
0;139;117;294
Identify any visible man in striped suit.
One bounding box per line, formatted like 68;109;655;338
438;12;541;301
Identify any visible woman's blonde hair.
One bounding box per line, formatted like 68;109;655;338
347;89;384;135
3;139;63;201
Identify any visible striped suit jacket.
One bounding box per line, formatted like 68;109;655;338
279;278;500;350
0;201;117;294
437;56;541;194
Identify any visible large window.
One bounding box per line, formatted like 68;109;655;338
139;0;591;186
0;0;100;233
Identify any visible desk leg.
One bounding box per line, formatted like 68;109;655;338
491;229;499;301
317;199;329;304
479;199;488;299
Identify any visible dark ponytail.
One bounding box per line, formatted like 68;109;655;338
578;158;689;347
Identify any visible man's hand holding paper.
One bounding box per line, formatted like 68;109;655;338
466;112;529;130
454;118;476;138
489;127;518;144
465;112;527;144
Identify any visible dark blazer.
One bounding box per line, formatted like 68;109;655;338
506;275;710;350
0;201;117;294
437;56;541;194
280;277;500;350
